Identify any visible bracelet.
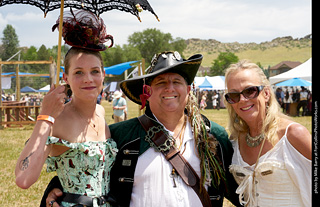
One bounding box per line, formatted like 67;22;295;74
37;115;55;125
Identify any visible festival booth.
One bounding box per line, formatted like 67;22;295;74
269;58;312;85
269;58;312;116
193;76;226;109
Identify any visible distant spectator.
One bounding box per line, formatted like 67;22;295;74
212;90;218;109
297;86;308;116
112;91;127;123
275;88;284;109
292;88;300;103
6;93;12;101
283;89;292;115
307;91;312;115
200;94;207;110
97;91;103;104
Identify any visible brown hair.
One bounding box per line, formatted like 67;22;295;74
64;47;103;74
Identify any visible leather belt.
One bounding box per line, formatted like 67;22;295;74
138;115;212;207
61;192;116;206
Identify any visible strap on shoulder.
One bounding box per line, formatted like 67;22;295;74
138;114;212;207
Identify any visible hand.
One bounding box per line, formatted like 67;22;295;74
40;84;67;119
46;188;63;207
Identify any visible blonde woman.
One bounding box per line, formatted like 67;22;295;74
224;60;311;206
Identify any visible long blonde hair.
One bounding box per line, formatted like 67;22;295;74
224;60;286;145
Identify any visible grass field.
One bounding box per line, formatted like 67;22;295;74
0;100;311;206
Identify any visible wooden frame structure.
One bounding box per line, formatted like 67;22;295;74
0;58;54;128
1;101;40;127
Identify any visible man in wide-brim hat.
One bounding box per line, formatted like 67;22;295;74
43;51;239;207
121;51;202;107
112;51;239;206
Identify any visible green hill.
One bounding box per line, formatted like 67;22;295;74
183;35;312;68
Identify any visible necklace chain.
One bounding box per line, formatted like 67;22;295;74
71;102;99;136
245;132;264;147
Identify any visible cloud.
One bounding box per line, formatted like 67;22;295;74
0;0;311;48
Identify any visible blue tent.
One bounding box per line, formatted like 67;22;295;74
198;77;212;88
21;86;38;93
1;72;38;77
104;61;138;75
276;77;311;87
60;61;138;75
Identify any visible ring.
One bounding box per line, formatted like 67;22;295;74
49;200;56;207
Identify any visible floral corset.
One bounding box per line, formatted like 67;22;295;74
46;136;118;207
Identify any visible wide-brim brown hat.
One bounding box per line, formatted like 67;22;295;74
120;51;203;105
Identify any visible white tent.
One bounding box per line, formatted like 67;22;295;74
269;58;312;85
206;76;225;90
194;76;225;90
38;85;50;92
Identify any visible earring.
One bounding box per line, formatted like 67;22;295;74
66;84;72;97
235;114;239;123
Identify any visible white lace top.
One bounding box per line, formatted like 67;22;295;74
229;123;311;207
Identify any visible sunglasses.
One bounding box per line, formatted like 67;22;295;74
225;85;265;104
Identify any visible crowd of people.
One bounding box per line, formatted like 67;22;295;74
2;93;43;106
12;10;311;207
275;86;312;116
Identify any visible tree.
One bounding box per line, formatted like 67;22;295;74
22;46;37;61
1;24;20;72
210;52;239;76
171;37;187;56
128;28;173;63
256;62;269;78
37;45;50;61
1;25;19;60
102;45;142;67
101;44;142;81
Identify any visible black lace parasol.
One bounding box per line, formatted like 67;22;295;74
0;0;159;21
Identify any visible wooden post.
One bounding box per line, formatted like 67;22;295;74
16;65;20;101
55;0;65;87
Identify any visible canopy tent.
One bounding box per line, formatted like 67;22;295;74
194;76;225;90
198;77;213;89
275;77;311;87
206;76;225;90
20;86;38;93
1;72;39;77
104;61;139;75
60;61;138;75
38;85;51;92
269;58;312;85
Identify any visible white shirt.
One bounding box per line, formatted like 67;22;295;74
229;123;311;207
130;118;205;207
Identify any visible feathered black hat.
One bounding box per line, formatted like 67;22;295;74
52;9;113;51
120;51;203;105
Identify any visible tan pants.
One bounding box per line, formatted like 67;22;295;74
114;114;125;123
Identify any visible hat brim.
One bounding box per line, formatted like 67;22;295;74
120;54;203;105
